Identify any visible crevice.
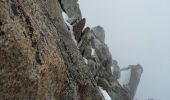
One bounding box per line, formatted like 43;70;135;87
22;32;27;38
11;1;34;39
11;3;21;16
31;41;37;49
10;1;24;18
0;21;2;26
35;51;42;65
25;16;34;38
40;32;48;45
0;31;5;36
58;0;66;12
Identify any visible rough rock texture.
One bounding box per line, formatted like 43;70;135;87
73;18;86;41
0;0;104;100
0;0;143;100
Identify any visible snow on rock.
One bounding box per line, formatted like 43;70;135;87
118;68;131;86
62;12;69;22
91;48;95;56
99;87;112;100
111;66;114;74
62;12;78;45
77;38;83;48
83;57;88;64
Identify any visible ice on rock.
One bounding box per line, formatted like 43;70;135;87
83;57;88;64
99;87;112;100
62;12;78;45
91;48;95;56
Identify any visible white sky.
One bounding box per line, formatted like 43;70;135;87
79;0;170;100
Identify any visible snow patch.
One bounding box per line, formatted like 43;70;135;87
99;87;112;100
91;48;95;56
83;57;88;64
62;12;69;22
111;66;114;74
62;12;78;45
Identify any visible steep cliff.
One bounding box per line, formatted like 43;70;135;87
0;0;142;100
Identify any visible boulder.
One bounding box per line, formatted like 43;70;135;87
91;26;105;42
128;64;143;99
59;0;82;24
46;0;68;30
91;38;113;69
78;27;90;44
78;27;93;55
73;18;86;41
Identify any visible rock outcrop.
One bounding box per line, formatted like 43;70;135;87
0;0;104;100
0;0;143;100
77;26;132;100
91;26;105;43
121;64;143;99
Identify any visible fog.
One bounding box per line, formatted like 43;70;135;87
79;0;170;100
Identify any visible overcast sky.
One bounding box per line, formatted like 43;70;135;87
79;0;170;100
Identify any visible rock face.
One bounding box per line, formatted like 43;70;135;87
0;0;104;100
0;0;143;100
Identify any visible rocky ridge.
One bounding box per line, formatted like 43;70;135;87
60;0;143;100
0;0;143;100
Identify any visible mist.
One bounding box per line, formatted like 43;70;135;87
79;0;170;99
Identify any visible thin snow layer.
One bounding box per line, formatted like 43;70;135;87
83;57;88;64
111;66;114;74
99;87;112;100
62;12;77;45
91;48;95;56
118;68;131;86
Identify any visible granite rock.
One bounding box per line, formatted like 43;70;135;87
91;26;105;42
59;0;82;24
0;0;143;100
0;0;104;100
